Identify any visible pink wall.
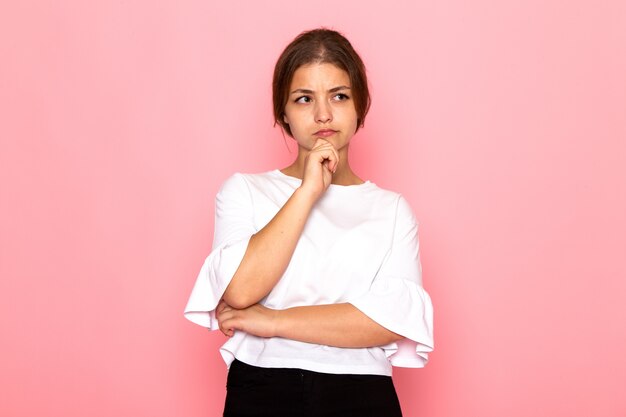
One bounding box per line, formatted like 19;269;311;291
1;1;625;416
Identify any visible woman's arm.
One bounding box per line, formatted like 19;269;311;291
222;188;315;309
216;301;403;348
222;139;339;309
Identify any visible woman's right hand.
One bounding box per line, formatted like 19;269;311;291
300;139;339;200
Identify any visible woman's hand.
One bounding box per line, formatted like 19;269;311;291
300;139;339;200
216;300;279;338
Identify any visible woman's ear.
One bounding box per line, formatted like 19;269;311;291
282;113;289;125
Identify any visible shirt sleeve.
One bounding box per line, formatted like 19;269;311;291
183;173;255;329
349;195;434;368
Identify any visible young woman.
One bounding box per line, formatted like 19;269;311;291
185;28;434;417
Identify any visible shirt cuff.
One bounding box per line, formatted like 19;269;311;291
350;278;434;368
184;237;251;329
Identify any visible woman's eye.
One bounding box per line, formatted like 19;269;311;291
333;93;350;101
295;96;311;104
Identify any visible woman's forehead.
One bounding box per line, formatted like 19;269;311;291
289;63;350;90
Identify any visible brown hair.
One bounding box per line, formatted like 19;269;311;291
272;28;371;137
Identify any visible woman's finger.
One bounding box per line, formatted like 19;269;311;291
219;315;238;337
327;146;339;172
310;144;339;169
312;140;339;169
216;300;227;315
216;303;237;337
219;318;234;337
216;301;229;321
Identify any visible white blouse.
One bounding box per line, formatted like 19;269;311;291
184;170;434;376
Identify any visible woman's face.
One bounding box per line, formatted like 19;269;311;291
283;63;358;153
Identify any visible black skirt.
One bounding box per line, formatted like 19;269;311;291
224;359;403;417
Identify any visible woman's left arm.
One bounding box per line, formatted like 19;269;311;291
216;301;403;348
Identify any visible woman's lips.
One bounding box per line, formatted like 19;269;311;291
314;129;337;138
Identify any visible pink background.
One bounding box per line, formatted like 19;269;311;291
1;1;625;416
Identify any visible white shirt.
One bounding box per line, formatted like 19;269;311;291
184;170;434;376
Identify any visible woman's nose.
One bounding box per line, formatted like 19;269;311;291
314;102;332;123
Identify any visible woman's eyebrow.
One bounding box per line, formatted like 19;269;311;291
329;86;351;93
290;86;351;95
